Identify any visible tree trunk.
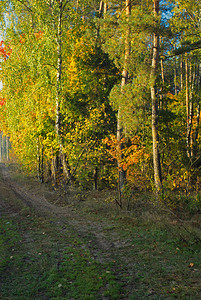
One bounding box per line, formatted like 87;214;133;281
98;0;108;16
51;148;57;183
185;54;189;124
55;0;74;183
104;1;108;15
37;138;40;181
41;142;44;183
93;166;98;190
97;1;107;36
117;0;131;196
160;58;164;109
99;0;104;17
174;55;177;95
37;137;44;183
6;136;9;161
186;55;195;158
55;1;62;145
180;55;183;91
117;107;126;192
160;58;165;86
150;0;162;194
194;104;200;155
2;135;6;162
0;132;2;162
194;63;200;155
187;101;193;158
190;64;196;157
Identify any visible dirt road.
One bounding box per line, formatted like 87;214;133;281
0;163;135;298
1;163;200;299
0;163;131;262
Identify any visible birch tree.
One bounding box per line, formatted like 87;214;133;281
117;0;131;198
150;0;162;193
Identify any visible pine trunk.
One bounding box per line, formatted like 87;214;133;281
194;63;200;155
160;58;164;109
180;55;183;91
174;56;177;95
185;55;189;124
194;104;200;155
150;0;162;194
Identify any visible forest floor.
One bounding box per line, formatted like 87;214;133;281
0;162;201;299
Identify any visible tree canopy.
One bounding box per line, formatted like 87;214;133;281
1;0;201;208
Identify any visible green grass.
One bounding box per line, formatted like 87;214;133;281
0;218;20;273
73;202;201;299
0;212;122;299
126;226;201;298
1;206;200;299
38;247;121;299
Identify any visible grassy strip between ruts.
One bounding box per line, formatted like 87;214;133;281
0;212;122;299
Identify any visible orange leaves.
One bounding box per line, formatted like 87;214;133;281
30;112;36;120
0;41;12;61
0;41;7;60
20;31;44;44
103;134;119;161
34;31;44;40
122;137;146;170
19;34;25;44
103;135;150;188
166;92;175;99
0;97;6;107
103;135;147;171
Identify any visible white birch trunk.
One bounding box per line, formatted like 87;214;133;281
151;0;162;194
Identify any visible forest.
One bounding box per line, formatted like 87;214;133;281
0;0;201;212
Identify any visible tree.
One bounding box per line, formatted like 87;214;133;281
116;0;131;199
0;0;118;188
150;0;162;193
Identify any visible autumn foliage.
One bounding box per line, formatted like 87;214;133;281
0;41;11;61
0;0;201;211
0;97;6;107
103;135;149;188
